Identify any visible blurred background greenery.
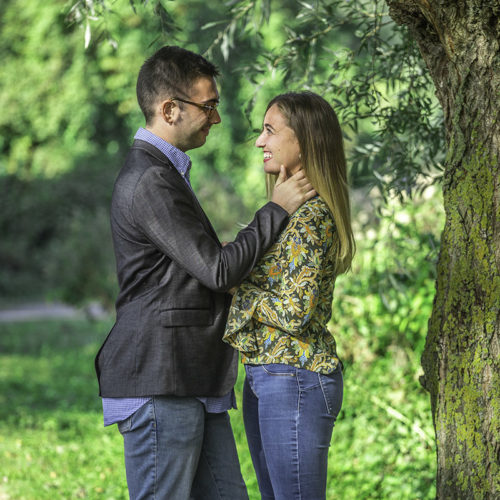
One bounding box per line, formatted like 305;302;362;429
0;0;444;498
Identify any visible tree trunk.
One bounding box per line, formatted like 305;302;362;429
386;1;500;498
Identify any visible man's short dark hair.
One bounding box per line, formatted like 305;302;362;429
136;46;219;124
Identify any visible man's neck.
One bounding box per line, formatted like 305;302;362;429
145;125;184;152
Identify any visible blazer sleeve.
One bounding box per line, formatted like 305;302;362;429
132;165;289;292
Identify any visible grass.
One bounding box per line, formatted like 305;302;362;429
0;317;436;499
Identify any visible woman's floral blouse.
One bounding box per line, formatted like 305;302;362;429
223;196;340;374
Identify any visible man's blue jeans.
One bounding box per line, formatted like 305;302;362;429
117;396;248;500
243;363;343;500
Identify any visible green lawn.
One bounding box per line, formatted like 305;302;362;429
0;318;436;499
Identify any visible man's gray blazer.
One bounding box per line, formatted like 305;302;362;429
95;140;289;397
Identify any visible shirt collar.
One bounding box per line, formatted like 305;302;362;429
134;127;192;182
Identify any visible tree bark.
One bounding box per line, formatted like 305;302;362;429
386;1;500;498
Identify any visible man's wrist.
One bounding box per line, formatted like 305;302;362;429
265;201;289;218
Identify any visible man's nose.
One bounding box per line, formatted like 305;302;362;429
210;109;221;124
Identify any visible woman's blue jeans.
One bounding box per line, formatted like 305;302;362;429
243;363;343;500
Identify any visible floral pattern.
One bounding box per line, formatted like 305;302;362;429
223;196;341;374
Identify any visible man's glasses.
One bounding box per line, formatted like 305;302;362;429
171;97;219;118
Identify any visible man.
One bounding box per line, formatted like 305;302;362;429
95;45;315;500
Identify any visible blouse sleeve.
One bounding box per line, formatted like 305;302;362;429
224;206;334;346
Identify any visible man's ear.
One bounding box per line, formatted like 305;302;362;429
161;99;176;124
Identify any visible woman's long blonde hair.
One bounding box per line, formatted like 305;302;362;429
265;92;355;274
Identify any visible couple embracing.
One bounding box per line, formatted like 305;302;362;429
95;45;355;500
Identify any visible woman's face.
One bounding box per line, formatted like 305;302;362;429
255;104;301;176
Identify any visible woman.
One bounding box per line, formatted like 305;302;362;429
223;91;355;500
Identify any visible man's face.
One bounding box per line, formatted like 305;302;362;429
172;76;221;152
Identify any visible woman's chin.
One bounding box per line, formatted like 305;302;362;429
263;163;281;175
